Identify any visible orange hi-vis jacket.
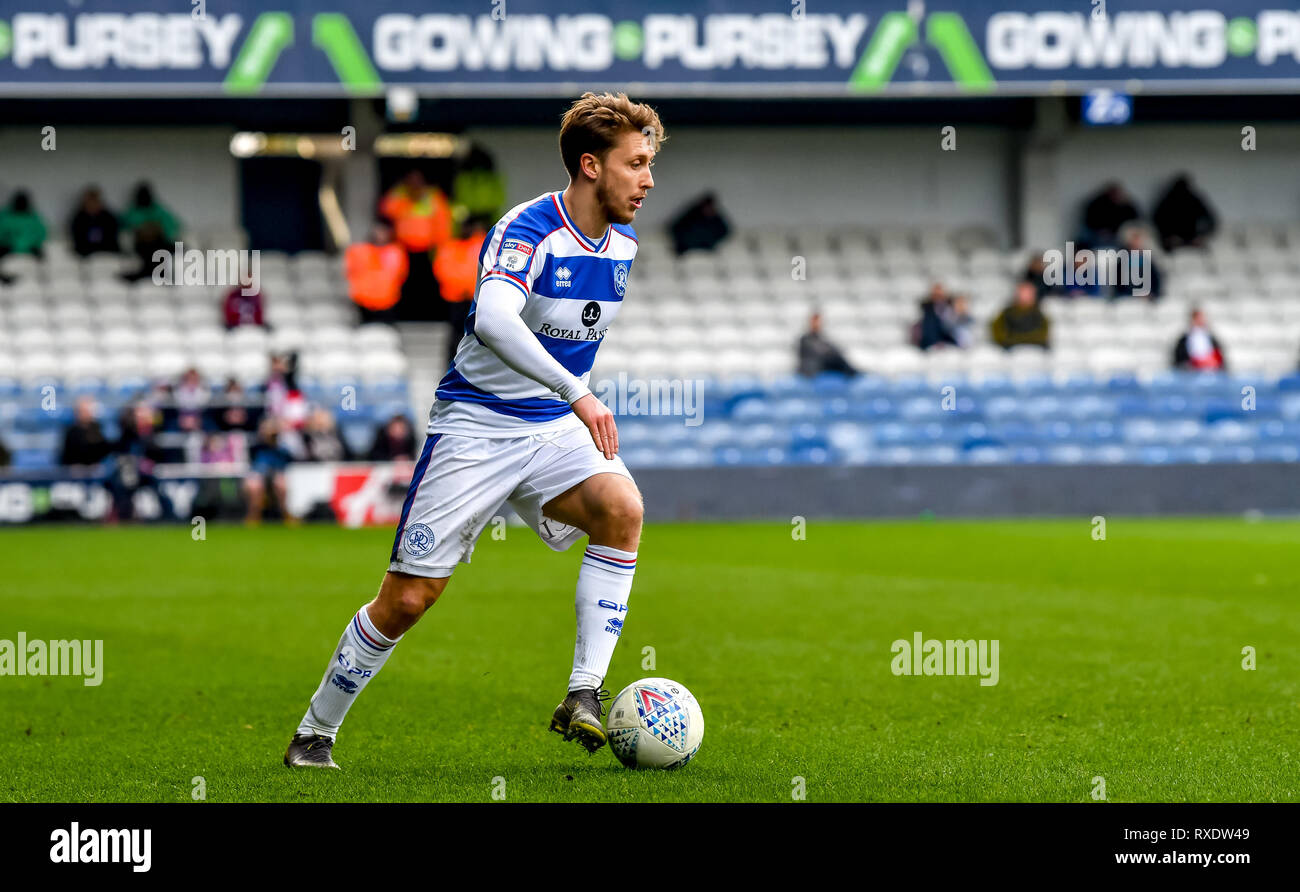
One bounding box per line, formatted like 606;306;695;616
379;184;452;252
345;242;409;311
433;232;487;304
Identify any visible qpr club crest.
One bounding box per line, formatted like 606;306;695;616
612;262;628;297
403;523;435;558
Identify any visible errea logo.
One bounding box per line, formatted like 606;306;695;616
555;266;572;288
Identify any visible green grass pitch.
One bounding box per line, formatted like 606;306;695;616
1;518;1296;802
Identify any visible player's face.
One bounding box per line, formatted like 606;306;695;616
595;129;655;225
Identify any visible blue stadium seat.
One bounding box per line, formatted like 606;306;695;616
1257;443;1300;462
12;448;56;470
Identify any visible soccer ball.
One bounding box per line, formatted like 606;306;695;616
606;677;703;769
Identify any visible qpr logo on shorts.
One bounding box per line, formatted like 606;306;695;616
612;262;628;297
403;523;436;558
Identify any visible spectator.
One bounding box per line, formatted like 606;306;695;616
368;414;418;461
1081;181;1140;247
434;217;488;367
70;187;120;257
452;143;507;224
223;283;266;329
305;408;350;462
1023;253;1061;300
669;192;731;256
245;416;296;525
948;295;975;348
200;432;244;465
0;190;47;258
216;379;255;432
263;353;309;459
120;182;181;282
991;281;1051;350
1064;251;1102;298
109;404;173;520
345;222;410;323
380;169;452;255
1173;308;1226;371
913;283;960;350
210;380;254;464
175;367;210;412
1153;173;1217;252
0;437;9;468
381;170;454;322
797;312;858;377
60;396;114;467
1113;228;1162;300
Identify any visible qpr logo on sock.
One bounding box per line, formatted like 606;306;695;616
403;523;435;558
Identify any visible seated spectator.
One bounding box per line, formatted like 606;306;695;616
264;353;308;429
1173;308;1226;371
108;404;173;520
245;417;296;525
60;396;114;467
991;281;1051;350
223;283;266;329
434;216;488;367
200;431;245;465
0;190;47;258
211;380;255;464
1081;181;1140;247
1153;173;1216;252
120;182;182;282
70;187;120;257
175;367;210;412
948;295;975;348
1113;229;1162;300
797;311;858;377
913;283;962;350
345;223;409;323
1023;253;1061;300
216;379;256;434
305;408;350;462
669;192;731;256
1064;252;1102;299
368;414;418;461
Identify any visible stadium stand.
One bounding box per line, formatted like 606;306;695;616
0;240;410;470
3;217;1299;473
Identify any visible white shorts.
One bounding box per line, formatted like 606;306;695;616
388;425;634;578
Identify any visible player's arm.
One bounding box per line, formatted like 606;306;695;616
474;278;618;458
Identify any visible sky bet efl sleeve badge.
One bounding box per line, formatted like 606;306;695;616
497;239;535;273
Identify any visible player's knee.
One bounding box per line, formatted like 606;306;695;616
595;492;643;540
402;579;444;617
385;574;446;622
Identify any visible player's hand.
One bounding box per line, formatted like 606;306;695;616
572;393;618;459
